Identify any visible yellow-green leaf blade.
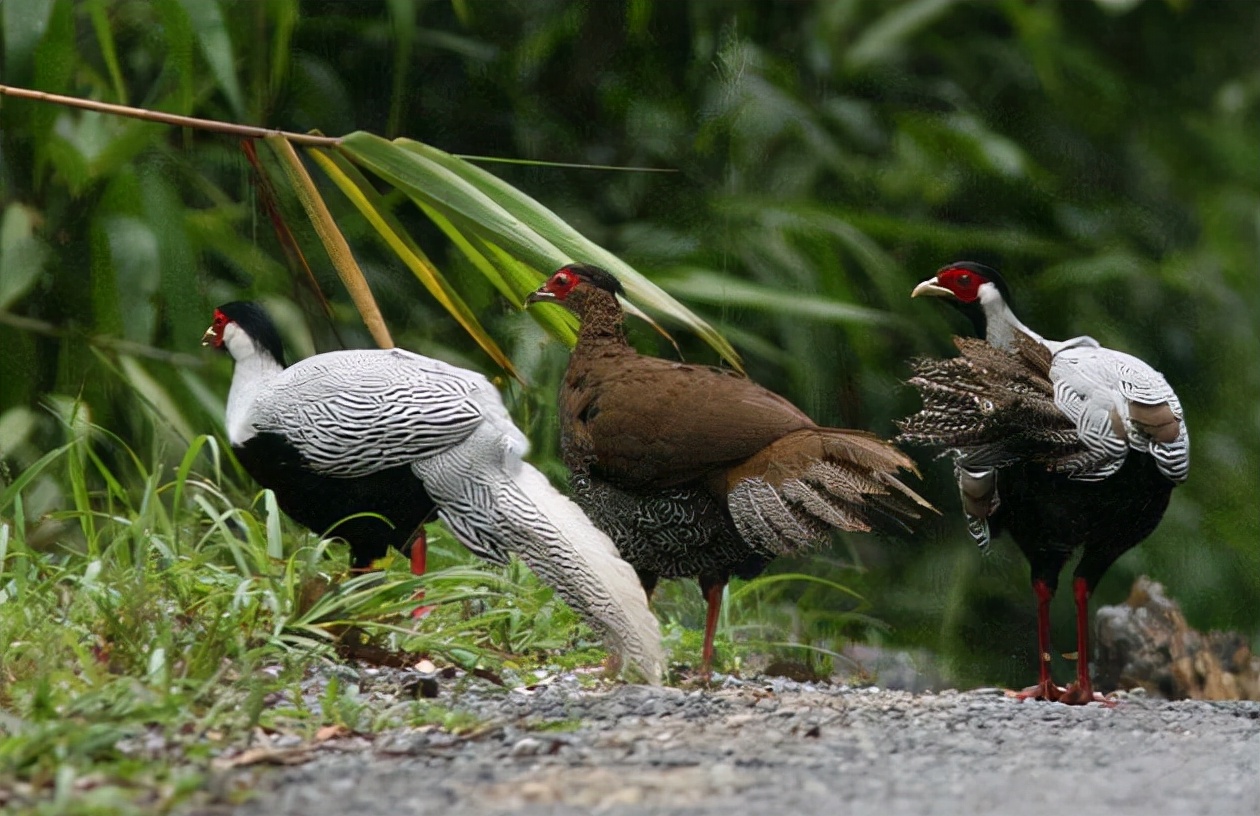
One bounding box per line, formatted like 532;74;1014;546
265;134;393;349
338;131;741;370
307;145;521;381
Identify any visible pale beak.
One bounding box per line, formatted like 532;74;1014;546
911;277;954;298
525;288;556;306
201;326;217;346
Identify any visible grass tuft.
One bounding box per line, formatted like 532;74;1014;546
0;421;618;812
0;410;872;811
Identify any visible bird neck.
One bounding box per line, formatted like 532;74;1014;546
225;339;285;445
571;288;630;353
975;288;1043;350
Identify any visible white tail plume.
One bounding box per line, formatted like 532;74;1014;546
413;422;664;683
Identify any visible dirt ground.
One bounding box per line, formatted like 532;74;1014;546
188;668;1260;816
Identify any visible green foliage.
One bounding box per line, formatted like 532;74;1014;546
0;409;610;811
2;0;1257;710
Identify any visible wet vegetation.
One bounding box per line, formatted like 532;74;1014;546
2;1;1258;810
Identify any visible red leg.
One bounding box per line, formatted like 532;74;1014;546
700;581;725;680
409;528;433;619
410;529;427;576
1059;577;1114;706
1013;579;1064;702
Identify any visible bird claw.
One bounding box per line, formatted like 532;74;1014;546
1008;680;1116;706
1059;683;1116;707
1009;679;1067;702
676;668;720;689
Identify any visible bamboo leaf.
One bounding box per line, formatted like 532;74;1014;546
412;200;578;345
152;0;194;113
385;0;417;137
0;203;48;311
338;132;741;370
845;0;958;72
307;146;521;380
268;0;298;93
265;135;393;349
175;0;246;118
1;0;55;83
117;356;197;443
662;268;910;329
339;131;561;269
86;0;127;103
454;228;578;346
394;137;743;369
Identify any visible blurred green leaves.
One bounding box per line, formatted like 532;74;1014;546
1;0;1257;693
0;205;47;311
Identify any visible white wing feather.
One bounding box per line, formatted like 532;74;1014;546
249;348;495;478
1049;336;1189;483
229;341;664;681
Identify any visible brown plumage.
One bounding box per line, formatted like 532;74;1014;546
528;263;932;676
899;334;1089;474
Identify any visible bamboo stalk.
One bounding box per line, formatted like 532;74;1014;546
266;136;394;349
0;85;674;170
0;84;341;146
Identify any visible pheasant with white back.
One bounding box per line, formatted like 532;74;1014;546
898;262;1189;704
202;301;665;683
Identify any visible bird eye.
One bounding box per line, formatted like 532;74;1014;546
958;274;972;287
554;272;572;288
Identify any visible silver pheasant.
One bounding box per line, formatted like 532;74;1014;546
899;262;1188;705
204;301;664;683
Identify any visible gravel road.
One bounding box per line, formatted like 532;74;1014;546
193;670;1260;816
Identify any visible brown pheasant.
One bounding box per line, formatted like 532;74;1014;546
527;263;933;677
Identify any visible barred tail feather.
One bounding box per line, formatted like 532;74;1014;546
414;428;664;684
897;335;1087;471
726;428;934;556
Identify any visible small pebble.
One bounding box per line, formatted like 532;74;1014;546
509;737;543;758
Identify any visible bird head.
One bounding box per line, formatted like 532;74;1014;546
912;262;1017;340
912;262;1012;303
202;301;287;365
526;263;624;308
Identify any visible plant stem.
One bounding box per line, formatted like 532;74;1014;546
0;84;341;146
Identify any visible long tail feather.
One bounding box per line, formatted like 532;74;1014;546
414;430;665;684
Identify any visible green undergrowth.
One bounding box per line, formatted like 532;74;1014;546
0;418;585;813
655;562;887;682
0;411;872;813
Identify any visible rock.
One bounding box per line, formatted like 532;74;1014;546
839;643;951;692
509;737;544;757
1094;576;1260;701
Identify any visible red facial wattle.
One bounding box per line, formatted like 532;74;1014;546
545;268;581;300
935;267;984;303
204;310;231;347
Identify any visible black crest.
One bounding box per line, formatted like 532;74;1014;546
217;301;287;366
566;263;626;296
